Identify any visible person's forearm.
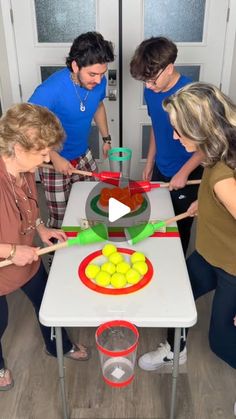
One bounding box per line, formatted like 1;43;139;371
94;102;109;137
146;128;156;165
49;150;60;164
178;150;203;178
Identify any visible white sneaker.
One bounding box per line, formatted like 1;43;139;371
138;341;187;371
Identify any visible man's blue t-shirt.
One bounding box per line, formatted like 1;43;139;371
144;75;192;177
29;68;106;160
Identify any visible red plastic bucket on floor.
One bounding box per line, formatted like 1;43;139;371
95;320;139;387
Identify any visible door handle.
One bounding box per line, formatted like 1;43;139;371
107;89;117;101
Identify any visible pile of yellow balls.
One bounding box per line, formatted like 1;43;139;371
85;244;148;288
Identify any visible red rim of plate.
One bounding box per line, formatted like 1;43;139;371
78;248;153;295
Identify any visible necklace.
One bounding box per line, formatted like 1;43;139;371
7;171;38;235
7;172;32;206
71;74;90;112
72;82;90;112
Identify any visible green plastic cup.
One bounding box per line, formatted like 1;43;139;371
108;147;132;179
67;223;108;247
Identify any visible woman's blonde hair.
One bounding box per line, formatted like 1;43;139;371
163;82;236;169
0;103;65;156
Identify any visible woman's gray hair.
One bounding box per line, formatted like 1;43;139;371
163;82;236;169
0;103;65;157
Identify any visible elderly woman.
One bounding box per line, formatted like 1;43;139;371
0;103;89;391
138;82;236;371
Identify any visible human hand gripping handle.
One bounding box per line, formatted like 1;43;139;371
0;223;108;268
129;179;201;194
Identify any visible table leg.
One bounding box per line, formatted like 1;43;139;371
55;327;69;419
170;327;181;419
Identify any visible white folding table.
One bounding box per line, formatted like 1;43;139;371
39;182;197;419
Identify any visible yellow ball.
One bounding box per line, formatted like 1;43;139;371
130;252;146;264
85;264;100;279
101;262;116;275
126;268;141;284
95;271;111;287
108;252;124;265
111;273;127;288
116;261;131;274
102;244;117;257
132;261;148;275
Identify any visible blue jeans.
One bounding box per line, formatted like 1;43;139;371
167;251;236;369
0;262;72;369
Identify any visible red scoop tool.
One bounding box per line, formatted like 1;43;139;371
93;171;120;185
129;179;201;194
41;164;120;186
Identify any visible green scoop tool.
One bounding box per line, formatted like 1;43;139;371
125;212;189;245
0;223;108;268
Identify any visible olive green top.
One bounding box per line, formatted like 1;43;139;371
196;162;236;275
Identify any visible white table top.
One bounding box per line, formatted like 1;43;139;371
39;182;197;328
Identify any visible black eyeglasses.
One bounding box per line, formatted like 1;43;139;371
172;124;185;139
173;126;182;138
145;67;167;86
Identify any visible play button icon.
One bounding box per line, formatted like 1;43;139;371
85;180;151;243
108;198;131;222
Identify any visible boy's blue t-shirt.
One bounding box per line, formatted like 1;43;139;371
144;75;192;177
29;68;106;160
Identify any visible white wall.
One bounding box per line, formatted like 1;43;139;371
0;5;13;110
229;32;236;102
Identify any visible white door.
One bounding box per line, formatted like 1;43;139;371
4;0;231;178
122;0;230;178
10;0;119;172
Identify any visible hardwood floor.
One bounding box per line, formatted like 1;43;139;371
0;290;235;419
0;185;235;419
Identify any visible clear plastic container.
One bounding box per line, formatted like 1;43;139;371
108;147;132;180
95;320;139;387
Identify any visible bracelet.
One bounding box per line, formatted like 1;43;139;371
35;218;44;228
6;244;16;261
102;135;111;144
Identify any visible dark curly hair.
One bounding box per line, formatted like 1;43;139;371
66;31;114;71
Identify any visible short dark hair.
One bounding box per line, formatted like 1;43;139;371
130;37;178;81
66;31;114;71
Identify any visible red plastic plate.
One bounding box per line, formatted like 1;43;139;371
78;248;153;295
